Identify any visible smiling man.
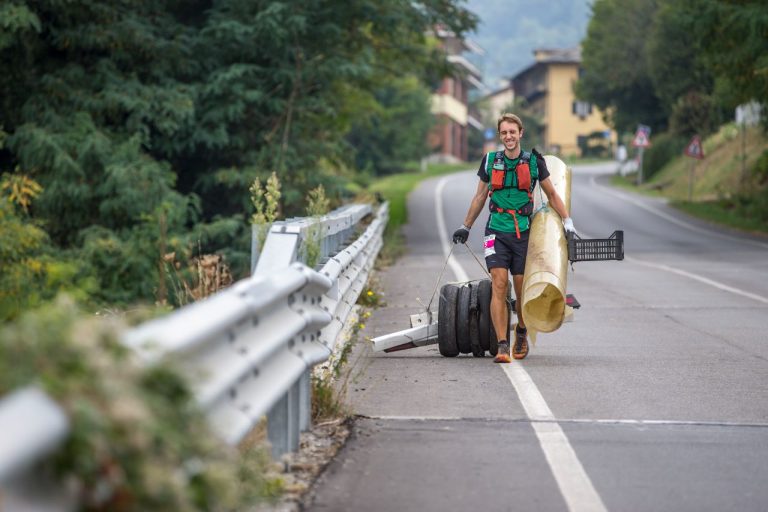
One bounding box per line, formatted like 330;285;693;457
451;113;575;362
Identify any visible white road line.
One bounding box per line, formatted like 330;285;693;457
582;174;768;306
435;176;469;283
364;415;768;429
626;256;768;305
502;364;608;512
436;173;607;512
589;175;768;250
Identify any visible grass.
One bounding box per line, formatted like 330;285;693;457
646;124;763;202
670;199;768;235
609;124;768;236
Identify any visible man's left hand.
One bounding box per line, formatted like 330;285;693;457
563;217;576;235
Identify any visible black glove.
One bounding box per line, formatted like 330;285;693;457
452;225;470;244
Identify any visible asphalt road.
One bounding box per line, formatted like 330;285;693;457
306;161;768;512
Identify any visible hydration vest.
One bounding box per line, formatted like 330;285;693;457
487;150;535;238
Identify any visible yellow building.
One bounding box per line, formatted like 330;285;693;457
512;48;614;157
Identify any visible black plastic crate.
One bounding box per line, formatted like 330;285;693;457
567;230;624;262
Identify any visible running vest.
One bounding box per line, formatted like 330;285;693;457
486;150;538;236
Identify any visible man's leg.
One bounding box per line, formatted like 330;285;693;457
511;273;529;359
490;267;509;341
490;267;511;363
512;274;524;329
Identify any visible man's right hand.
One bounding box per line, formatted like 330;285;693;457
452;225;470;244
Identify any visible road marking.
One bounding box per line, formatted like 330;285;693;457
557;418;768;429
501;363;608;512
626;256;768;305
363;415;768;429
582;174;768;305
435;176;469;282
436;174;607;512
589;175;768;250
361;415;464;421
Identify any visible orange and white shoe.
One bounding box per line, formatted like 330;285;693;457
494;341;511;363
512;328;529;360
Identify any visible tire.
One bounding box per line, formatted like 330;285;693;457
469;283;484;357
477;279;491;354
486;279;512;356
438;283;459;357
456;284;472;354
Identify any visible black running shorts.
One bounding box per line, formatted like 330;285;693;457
483;227;530;275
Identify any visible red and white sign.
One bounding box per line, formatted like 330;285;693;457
684;135;704;159
632;128;650;148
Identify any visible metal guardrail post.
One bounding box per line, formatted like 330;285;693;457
253;203;377;457
267;379;301;459
299;370;312;432
250;223;271;274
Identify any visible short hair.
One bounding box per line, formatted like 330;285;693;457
497;113;524;132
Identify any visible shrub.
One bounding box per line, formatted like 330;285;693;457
0;298;282;510
643;132;688;180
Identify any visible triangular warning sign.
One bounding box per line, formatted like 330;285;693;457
632;129;650;148
684;135;704;159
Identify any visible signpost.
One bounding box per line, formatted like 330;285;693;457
632;124;651;185
684;135;705;201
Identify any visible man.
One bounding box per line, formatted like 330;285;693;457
452;113;575;363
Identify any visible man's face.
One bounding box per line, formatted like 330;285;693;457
498;121;523;152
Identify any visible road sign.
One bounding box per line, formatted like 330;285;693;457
633;124;651;184
632;128;650;148
684;135;704;159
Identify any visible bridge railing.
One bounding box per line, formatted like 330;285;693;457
0;201;388;511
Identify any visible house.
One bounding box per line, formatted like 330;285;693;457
511;47;614;157
427;28;485;163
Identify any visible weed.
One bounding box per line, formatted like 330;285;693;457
162;249;233;307
303;185;330;268
311;375;348;422
250;172;281;249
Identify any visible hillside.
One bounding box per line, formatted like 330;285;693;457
628;124;768;235
650;124;765;200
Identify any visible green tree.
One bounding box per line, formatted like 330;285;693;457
689;0;768;119
0;0;477;310
347;76;433;175
646;0;723;136
0;181;94;320
576;0;666;134
187;0;477;213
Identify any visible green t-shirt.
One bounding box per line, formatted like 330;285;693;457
477;151;544;233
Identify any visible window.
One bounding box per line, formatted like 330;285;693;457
572;101;592;119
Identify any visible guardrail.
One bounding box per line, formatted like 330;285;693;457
0;201;387;511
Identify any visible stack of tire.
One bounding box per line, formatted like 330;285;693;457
437;279;512;358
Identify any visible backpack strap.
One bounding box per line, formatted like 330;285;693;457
489;151;506;191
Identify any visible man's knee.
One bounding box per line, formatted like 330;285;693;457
490;272;508;296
